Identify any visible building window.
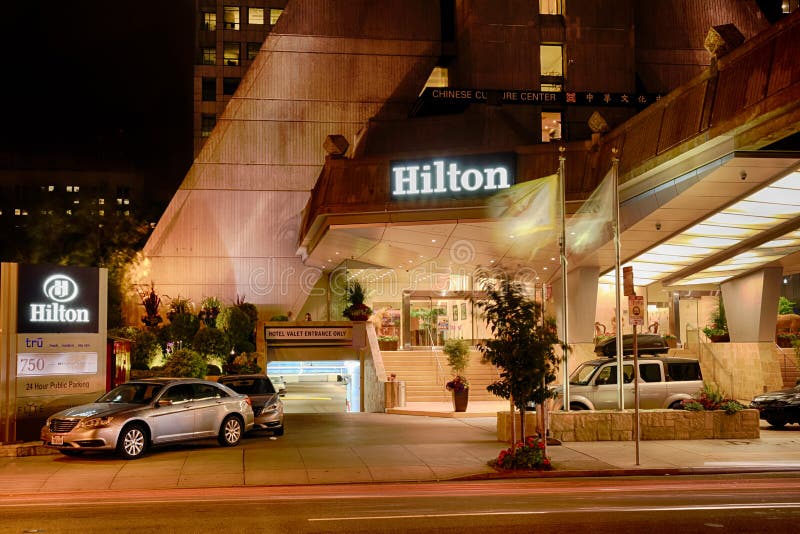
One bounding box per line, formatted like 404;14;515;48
247;42;261;60
541;83;562;92
249;7;264;25
201;46;216;65
270;8;283;26
540;45;563;77
201;10;217;31
48;185;55;192
223;77;240;95
541;111;562;142
539;0;563;15
202;77;216;101
201;114;216;137
223;42;240;66
98;198;105;205
223;6;240;30
99;210;105;216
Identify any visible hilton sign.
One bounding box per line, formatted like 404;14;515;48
391;153;515;197
17;264;99;334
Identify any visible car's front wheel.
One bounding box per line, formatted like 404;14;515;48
219;415;243;446
117;423;148;459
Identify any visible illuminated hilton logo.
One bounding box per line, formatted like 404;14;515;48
391;159;512;197
29;274;90;324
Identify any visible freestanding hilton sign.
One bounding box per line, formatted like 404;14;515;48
391;153;515;197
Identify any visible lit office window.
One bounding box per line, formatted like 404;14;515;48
201;114;216;137
66;209;72;215
73;199;80;205
99;210;105;216
202;77;216;101
270;8;283;25
223;77;240;95
541;112;562;142
249;7;264;25
117;198;123;205
539;0;563;15
66;186;73;192
247;42;261;60
201;46;216;65
540;45;563;77
223;6;240;30
98;198;105;205
201;10;217;31
223;42;240;66
15;209;21;216
48;185;55;192
124;210;130;216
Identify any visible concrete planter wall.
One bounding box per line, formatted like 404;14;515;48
497;409;760;442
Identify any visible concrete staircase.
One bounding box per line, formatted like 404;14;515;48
381;349;503;402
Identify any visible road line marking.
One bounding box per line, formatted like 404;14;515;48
308;502;800;522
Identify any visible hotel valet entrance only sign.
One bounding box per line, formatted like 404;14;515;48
391;153;516;198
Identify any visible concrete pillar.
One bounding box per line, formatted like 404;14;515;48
721;267;782;342
553;266;601;344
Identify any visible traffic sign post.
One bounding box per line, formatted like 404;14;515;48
628;294;644;466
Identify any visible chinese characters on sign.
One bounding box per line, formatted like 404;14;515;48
421;88;663;108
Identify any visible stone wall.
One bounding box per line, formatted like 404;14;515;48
497;409;760;442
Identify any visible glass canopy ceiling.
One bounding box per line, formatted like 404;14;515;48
600;169;800;287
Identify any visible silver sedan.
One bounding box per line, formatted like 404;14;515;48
40;378;255;459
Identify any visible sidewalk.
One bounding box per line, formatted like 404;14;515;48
2;411;800;496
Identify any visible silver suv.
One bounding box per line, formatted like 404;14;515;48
556;356;703;411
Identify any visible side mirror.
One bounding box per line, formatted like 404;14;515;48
157;399;173;407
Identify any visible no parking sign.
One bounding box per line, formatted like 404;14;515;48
628;295;644;326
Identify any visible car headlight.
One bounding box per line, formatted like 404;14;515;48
77;416;114;429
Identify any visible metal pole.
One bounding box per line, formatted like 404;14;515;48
559;147;570;412
633;321;640;465
611;149;624;410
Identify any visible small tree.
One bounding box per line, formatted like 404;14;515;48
109;326;160;370
443;338;470;379
475;277;562;446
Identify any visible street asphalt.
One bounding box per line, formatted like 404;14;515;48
2;411;800;495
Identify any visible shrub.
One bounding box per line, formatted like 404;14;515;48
680;382;745;413
223;352;262;375
162;348;207;378
192;327;230;359
165;312;201;348
492;436;551;470
217;306;255;352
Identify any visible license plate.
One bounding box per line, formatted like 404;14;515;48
51;435;64;445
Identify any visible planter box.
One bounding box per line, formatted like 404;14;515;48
497;409;760;442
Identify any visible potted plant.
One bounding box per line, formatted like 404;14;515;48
663;333;678;348
702;296;729;342
443;338;470;412
378;335;399;351
343;280;372;321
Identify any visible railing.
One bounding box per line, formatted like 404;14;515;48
776;344;799;388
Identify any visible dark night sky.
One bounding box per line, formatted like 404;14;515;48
1;1;195;205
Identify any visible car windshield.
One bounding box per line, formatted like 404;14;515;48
97;383;163;404
569;363;601;386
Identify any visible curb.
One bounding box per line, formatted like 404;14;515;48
454;465;800;480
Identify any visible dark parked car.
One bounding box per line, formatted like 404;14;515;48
594;333;669;357
750;385;800;427
41;378;255;459
218;375;284;436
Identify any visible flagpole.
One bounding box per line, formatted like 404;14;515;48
611;148;624;410
558;146;570;412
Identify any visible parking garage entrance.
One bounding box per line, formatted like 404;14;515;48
259;322;377;414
